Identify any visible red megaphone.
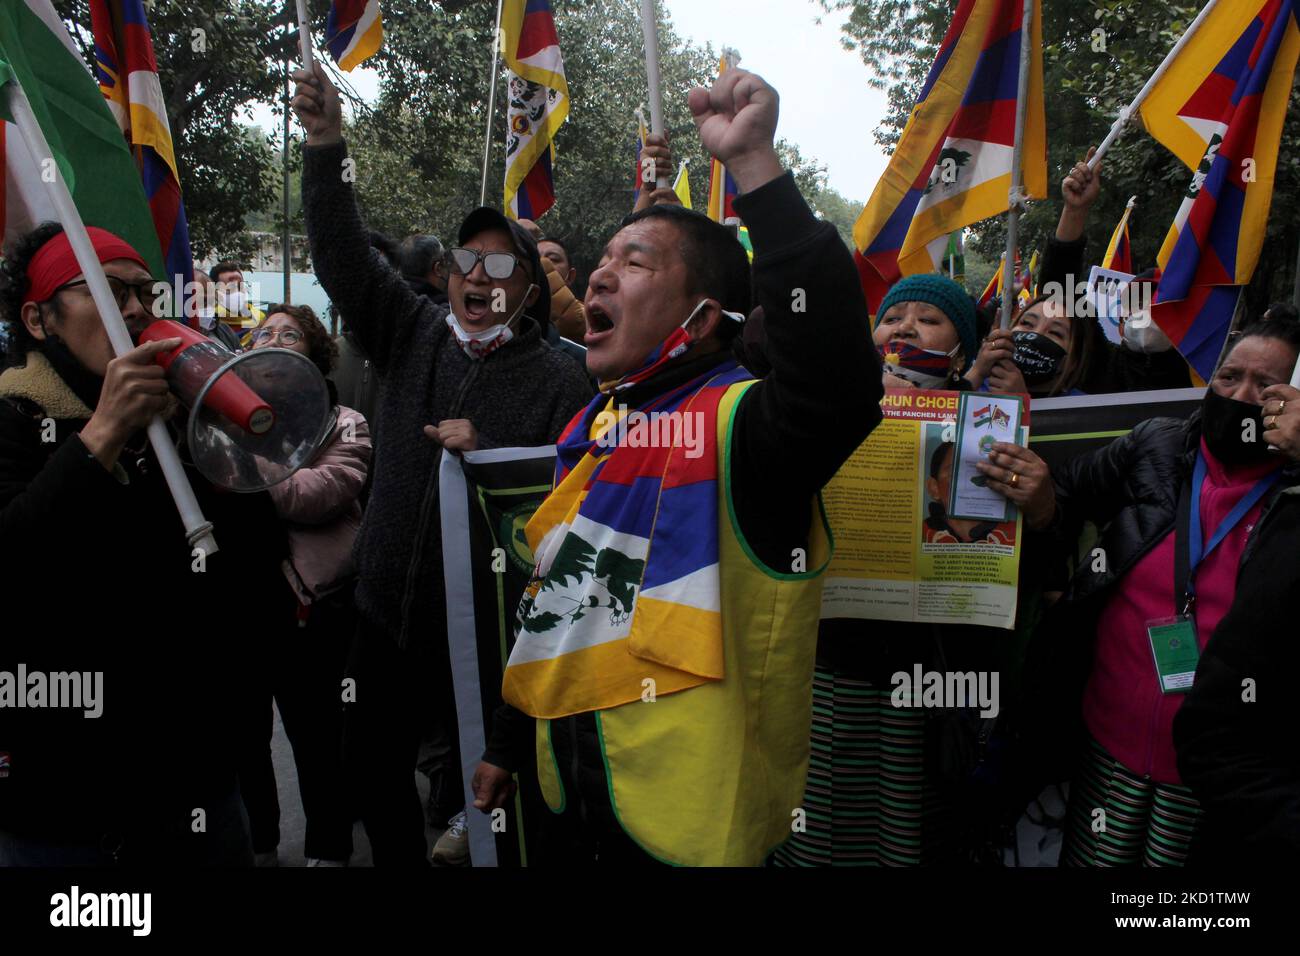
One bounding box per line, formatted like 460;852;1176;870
139;320;274;435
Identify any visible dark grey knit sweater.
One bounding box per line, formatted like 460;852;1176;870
303;140;594;650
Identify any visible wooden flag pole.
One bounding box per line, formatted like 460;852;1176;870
1000;0;1035;331
3;77;218;556
639;0;669;189
1087;0;1223;170
480;0;506;206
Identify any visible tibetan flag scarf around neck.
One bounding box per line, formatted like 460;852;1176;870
502;356;755;718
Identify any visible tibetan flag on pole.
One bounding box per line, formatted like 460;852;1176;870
853;0;1046;315
976;257;1003;308
706;50;741;223
1142;0;1300;380
502;0;569;221
0;0;162;277
1018;249;1039;305
90;0;192;294
672;160;692;209
325;0;383;72
1102;197;1136;273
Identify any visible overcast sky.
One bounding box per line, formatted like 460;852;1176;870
254;0;890;205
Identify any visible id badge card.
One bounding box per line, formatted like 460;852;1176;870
1146;616;1200;694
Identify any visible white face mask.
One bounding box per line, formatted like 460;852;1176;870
197;304;218;330
220;289;248;315
446;283;537;360
1122;310;1173;354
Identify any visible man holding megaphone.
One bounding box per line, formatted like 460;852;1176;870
0;223;287;865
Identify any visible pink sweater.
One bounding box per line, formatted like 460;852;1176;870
268;405;371;604
1082;441;1279;783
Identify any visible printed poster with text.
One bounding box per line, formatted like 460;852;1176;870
819;389;1029;630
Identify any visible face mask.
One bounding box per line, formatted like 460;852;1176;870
220;289;248;315
1012;330;1067;386
1121;311;1173;354
1201;389;1273;466
197;305;218;331
608;299;744;393
878;340;956;389
446;283;536;360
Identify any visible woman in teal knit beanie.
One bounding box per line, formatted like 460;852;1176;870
873;274;979;390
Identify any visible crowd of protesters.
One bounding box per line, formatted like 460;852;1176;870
0;64;1297;870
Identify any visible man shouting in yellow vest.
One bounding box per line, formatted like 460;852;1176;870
474;70;884;866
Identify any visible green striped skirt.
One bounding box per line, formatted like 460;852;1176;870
1061;735;1202;867
770;666;951;866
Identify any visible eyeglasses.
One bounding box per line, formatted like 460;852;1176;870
54;276;161;312
250;328;303;346
446;248;521;280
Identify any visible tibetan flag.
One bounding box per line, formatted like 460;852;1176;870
706;52;741;223
90;0;192;300
1102;198;1135;273
325;0;383;72
1142;0;1300;380
502;0;569;221
1018;248;1038;304
0;0;162;278
853;0;1046;315
976;253;1005;308
672;161;692;209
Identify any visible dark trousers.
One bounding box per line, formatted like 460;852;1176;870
341;614;462;867
236;588;355;862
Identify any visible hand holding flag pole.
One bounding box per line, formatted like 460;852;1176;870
1087;0;1223;170
2;72;218;557
639;0;669;189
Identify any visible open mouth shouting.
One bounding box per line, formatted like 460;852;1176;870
585;301;615;347
461;290;492;324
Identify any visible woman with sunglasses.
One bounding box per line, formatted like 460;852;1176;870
232;304;371;867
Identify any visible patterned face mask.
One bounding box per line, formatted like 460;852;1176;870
877;339;957;388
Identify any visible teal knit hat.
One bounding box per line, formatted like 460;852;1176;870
876;274;978;373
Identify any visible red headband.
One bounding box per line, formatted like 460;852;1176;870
23;227;149;305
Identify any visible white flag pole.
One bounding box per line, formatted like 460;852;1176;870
1087;0;1223;170
639;0;669;189
480;0;505;207
1000;0;1036;331
294;0;315;73
3;78;218;557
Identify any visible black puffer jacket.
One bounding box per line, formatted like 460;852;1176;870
1020;412;1300;781
1174;486;1300;865
0;351;286;850
303;140;594;651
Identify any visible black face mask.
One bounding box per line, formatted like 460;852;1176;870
39;334;103;413
1012;330;1067;387
1201;389;1273;466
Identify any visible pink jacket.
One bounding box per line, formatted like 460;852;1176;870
269;405;371;604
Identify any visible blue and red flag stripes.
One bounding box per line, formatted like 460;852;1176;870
1144;0;1300;380
325;1;383;72
90;0;192;301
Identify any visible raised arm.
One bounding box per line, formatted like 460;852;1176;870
292;63;434;370
688;71;882;534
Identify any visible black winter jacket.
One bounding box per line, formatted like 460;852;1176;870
1174;486;1300;865
0;350;286;849
303;139;594;650
1021;412;1300;781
